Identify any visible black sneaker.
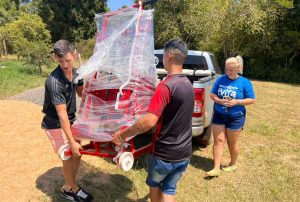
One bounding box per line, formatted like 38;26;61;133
61;188;79;202
74;187;94;202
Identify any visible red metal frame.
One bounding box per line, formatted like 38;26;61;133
65;140;153;159
69;4;153;162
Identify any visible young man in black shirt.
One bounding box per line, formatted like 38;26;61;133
41;40;93;202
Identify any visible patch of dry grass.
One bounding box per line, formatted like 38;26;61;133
0;55;19;60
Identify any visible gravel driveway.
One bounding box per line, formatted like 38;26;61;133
7;87;81;108
7;87;45;106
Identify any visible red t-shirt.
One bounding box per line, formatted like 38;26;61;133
147;82;171;118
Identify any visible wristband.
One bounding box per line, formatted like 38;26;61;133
238;99;242;105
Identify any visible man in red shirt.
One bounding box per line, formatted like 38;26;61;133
112;39;194;202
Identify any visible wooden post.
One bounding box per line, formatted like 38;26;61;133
3;39;7;56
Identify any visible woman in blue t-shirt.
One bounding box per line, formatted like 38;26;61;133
207;56;255;177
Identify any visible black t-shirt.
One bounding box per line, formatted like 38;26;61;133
147;74;195;162
41;66;78;129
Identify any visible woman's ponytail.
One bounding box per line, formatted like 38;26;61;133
236;55;243;75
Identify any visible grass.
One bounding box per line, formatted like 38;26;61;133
1;60;299;201
0;57;85;99
0;60;47;99
36;81;300;201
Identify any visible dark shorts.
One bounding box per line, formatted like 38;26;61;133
212;110;246;130
146;155;189;195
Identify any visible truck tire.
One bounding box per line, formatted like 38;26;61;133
193;124;212;146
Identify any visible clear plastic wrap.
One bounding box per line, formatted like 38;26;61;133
72;7;157;142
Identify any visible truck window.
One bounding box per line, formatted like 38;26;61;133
155;54;207;70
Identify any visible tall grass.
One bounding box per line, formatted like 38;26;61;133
0;60;46;99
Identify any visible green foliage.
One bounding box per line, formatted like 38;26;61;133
154;0;300;83
0;0;19;26
247;0;300;83
75;38;96;61
244;61;300;83
21;42;52;75
154;0;198;49
154;0;279;55
35;0;108;43
19;0;40;14
275;0;294;8
0;13;52;74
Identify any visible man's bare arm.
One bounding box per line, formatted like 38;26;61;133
55;104;81;156
112;113;158;145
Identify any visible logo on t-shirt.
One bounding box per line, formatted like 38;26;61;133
218;85;238;99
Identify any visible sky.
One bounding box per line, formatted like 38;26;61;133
107;0;134;11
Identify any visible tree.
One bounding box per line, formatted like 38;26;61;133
35;0;108;42
0;0;20;55
0;13;51;74
153;0;296;82
284;0;300;65
153;0;195;49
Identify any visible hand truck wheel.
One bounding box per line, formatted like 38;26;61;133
118;152;134;171
58;144;72;161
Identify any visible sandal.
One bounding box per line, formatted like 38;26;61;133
206;169;221;177
222;164;237;172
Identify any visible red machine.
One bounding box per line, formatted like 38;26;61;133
58;3;157;171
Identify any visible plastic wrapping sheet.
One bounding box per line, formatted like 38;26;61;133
72;7;157;142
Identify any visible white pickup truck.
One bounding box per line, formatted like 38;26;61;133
154;49;222;145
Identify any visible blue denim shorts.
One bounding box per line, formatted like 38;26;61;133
146;155;189;195
212;111;246;130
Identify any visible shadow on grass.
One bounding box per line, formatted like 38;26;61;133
36;160;147;202
189;144;215;180
190;153;214;172
98;152;149;172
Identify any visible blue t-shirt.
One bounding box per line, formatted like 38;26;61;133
211;75;255;114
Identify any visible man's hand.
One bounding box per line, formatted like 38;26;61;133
112;130;123;146
111;113;158;146
69;141;82;157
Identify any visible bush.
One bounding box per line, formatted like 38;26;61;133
75;38;96;61
21;42;52;75
0;12;52;74
244;62;300;84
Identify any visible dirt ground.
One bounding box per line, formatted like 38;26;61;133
0;100;132;202
0;100;63;201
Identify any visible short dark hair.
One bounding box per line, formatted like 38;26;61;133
164;39;188;64
53;40;75;58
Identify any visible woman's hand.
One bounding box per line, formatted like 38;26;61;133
225;99;239;107
218;99;228;106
